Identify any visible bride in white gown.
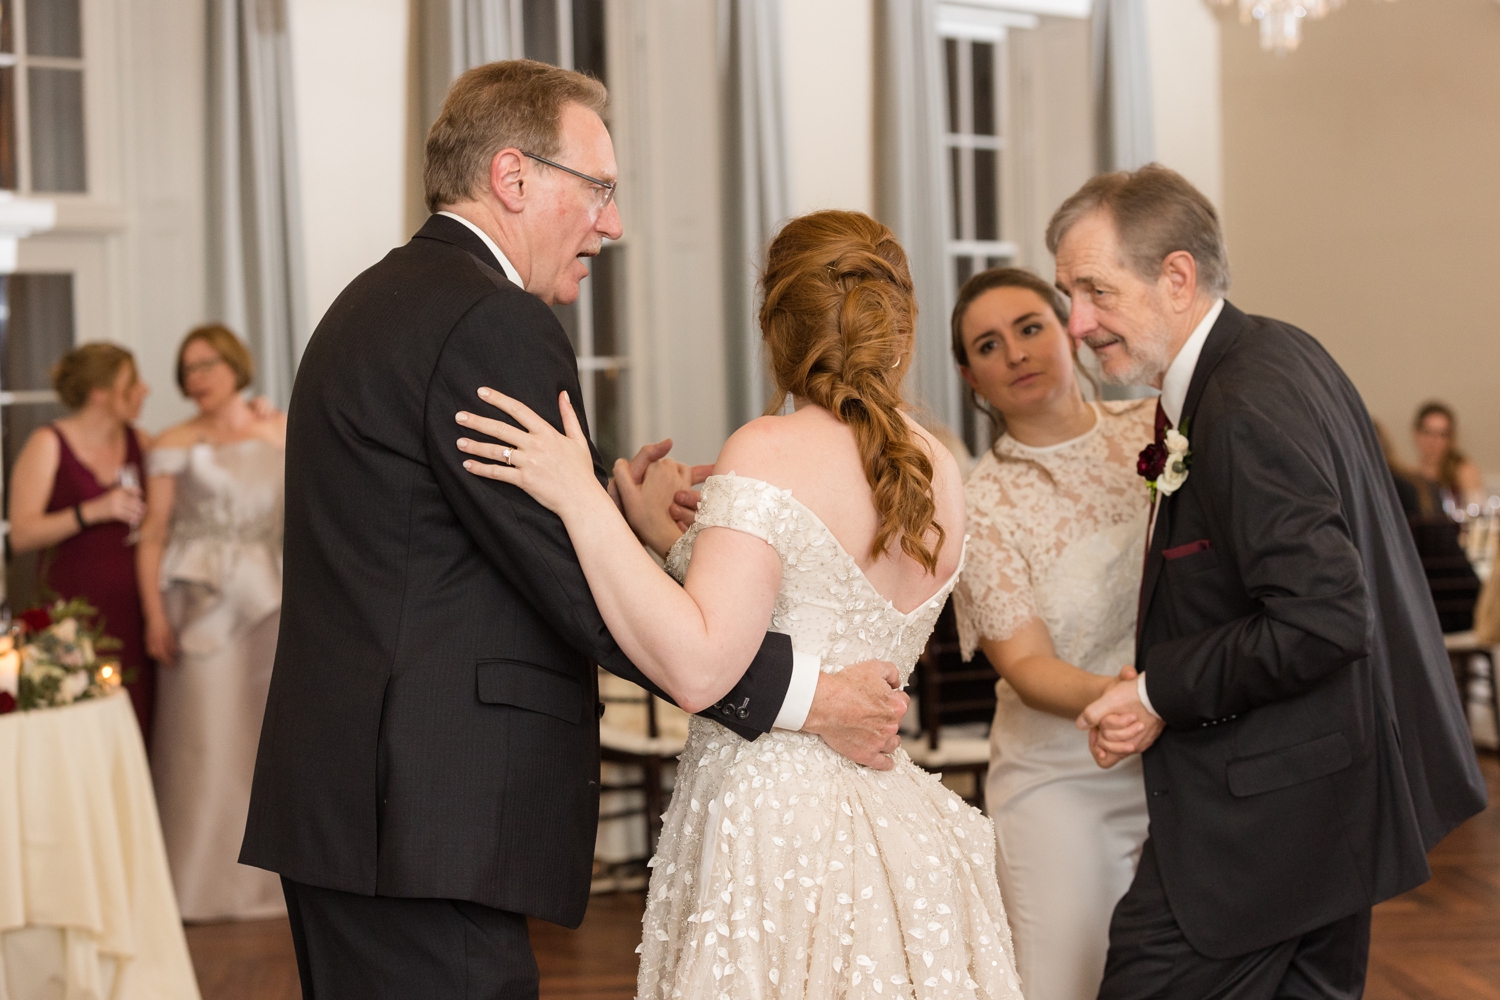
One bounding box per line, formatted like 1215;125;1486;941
456;211;1022;999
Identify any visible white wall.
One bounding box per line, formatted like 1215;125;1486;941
287;0;410;338
1143;0;1223;208
780;0;875;218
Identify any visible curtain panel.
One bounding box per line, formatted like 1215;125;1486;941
874;0;960;437
720;0;791;429
207;0;307;408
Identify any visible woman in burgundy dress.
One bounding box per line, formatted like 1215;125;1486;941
7;343;153;743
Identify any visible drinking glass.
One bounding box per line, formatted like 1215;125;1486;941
118;464;143;545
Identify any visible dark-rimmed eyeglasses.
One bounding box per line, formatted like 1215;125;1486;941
523;152;617;213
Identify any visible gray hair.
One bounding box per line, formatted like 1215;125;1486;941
1045;164;1231;297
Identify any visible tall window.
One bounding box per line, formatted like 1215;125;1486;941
0;0;88;194
943;23;1016;454
521;0;628;464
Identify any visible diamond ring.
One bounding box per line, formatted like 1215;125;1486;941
501;447;513;465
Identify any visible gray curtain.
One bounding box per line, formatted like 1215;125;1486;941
207;0;307;408
874;0;959;436
721;0;791;429
415;0;522;134
1092;0;1155;173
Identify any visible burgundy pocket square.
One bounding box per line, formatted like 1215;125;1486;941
1163;539;1212;560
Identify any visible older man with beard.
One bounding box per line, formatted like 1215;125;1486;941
1055;164;1484;1000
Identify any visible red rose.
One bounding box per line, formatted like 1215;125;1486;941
1137;442;1168;481
19;608;51;633
0;692;15;714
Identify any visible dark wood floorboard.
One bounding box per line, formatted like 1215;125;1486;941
186;756;1500;999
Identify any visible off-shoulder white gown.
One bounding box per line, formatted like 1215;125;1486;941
636;474;1022;1000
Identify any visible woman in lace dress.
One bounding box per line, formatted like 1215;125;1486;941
950;268;1154;1000
457;211;1021;999
136;325;287;920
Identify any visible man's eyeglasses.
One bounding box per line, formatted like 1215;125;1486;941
523;152;617;214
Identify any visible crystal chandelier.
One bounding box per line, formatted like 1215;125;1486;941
1207;0;1395;55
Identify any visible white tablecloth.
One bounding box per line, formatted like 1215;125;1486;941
0;692;200;999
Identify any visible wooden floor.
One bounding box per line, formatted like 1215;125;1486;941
186;755;1500;1000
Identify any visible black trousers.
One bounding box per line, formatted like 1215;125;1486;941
281;877;539;1000
1098;841;1371;1000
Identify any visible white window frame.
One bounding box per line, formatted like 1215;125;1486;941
524;0;629;458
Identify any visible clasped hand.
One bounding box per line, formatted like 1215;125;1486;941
1076;665;1165;769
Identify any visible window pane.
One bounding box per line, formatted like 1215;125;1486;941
971;42;995;137
590;367;626;464
0;67;15;190
572;0;606;81
25;0;82;58
29;67;86;192
1;0;13;54
523;0;559;65
955;255;974;291
590;244;623;357
944;38;959;134
949;147;962;241
973;148;998;242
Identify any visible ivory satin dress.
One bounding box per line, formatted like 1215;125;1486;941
635;474;1022;1000
148;440;286;921
952;401;1155;1000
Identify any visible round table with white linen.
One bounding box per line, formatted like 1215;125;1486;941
0;691;200;999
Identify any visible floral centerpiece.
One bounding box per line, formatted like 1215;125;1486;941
0;598;124;715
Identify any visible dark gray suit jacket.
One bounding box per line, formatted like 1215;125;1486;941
241;215;794;927
1138;301;1485;958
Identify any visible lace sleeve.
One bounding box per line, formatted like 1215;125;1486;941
147;447;189;477
953;472;1039;660
664;474;792;584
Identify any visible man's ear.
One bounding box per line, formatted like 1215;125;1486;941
491;148;528;213
1159;250;1199;314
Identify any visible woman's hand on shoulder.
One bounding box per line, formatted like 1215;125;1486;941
456;388;608;519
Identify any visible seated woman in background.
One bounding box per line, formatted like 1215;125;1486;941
949;268;1153;1000
7;343;153;741
137;324;286;921
1412;401;1486;516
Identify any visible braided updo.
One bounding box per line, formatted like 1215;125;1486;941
759;210;944;574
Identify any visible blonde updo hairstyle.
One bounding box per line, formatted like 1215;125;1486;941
758;210;944;574
50;343;136;411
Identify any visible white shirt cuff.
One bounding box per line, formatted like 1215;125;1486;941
1137;672;1160;719
773;649;821;731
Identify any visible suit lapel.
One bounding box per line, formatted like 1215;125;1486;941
1137;302;1249;642
413;214;508;279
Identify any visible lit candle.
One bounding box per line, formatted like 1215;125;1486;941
97;661;122;690
0;649;18;697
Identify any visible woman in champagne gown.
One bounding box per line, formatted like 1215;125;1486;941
138;325;287;921
457;212;1022;999
949;269;1153;1000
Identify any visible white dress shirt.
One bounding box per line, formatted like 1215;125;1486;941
437;214;822;729
1137;297;1225;720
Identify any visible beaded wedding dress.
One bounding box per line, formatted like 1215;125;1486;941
636;474;1022;1000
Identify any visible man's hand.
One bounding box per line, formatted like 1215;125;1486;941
801;660;908;771
607;438;674;509
669;465;715;531
1077;672;1165;768
615;458;692;557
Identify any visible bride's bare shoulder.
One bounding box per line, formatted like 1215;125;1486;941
711;413;802;483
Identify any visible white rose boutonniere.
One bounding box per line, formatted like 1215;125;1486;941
1155;429;1192;496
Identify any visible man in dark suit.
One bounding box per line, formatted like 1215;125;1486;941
240;61;907;998
1053;165;1486;999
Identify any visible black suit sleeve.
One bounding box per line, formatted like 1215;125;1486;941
423;286;793;739
1144;408;1371;726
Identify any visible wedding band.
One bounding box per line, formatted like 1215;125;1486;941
501;447;513;465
